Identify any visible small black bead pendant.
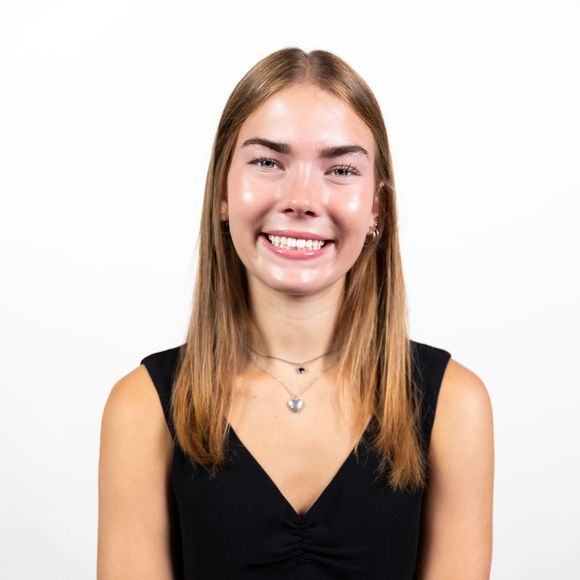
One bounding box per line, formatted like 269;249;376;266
296;365;307;374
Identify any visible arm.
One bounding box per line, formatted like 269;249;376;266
97;365;175;579
415;359;495;579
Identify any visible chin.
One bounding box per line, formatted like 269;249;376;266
256;272;346;297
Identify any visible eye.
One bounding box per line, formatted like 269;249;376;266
250;156;281;170
329;164;360;177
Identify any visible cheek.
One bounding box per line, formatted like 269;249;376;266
330;183;375;232
227;165;273;218
342;194;368;216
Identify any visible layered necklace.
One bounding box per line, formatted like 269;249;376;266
249;348;337;413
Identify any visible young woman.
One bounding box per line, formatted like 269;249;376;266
98;48;494;579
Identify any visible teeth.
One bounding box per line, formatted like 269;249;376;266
267;235;326;250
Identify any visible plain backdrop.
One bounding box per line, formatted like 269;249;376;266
1;1;578;578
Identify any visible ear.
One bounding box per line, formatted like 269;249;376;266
370;181;383;226
220;199;228;221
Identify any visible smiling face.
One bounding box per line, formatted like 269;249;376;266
223;83;380;298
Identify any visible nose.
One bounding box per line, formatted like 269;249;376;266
280;164;321;217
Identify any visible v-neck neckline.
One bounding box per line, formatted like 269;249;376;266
227;417;375;520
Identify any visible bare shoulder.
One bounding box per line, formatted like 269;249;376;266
97;365;174;579
429;357;494;496
436;358;493;435
102;364;170;435
99;364;174;469
416;358;494;579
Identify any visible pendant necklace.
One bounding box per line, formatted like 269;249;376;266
249;351;337;413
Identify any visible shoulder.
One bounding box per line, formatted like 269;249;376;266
98;366;174;576
410;339;490;422
428;355;494;503
101;364;173;451
435;358;493;442
416;357;494;576
103;364;164;425
409;339;493;465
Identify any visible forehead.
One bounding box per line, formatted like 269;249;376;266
236;84;375;155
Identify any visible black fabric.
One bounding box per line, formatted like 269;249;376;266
140;339;451;579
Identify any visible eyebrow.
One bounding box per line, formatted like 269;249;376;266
241;137;369;159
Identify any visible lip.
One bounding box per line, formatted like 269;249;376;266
262;229;333;242
259;233;334;260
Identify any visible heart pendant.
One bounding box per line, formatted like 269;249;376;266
287;398;304;413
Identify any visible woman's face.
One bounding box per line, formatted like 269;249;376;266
224;83;379;297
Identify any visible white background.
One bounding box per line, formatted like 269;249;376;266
1;1;578;578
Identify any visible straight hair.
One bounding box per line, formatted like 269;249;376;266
171;47;425;492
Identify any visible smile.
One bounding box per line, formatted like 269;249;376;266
267;235;326;250
259;234;334;260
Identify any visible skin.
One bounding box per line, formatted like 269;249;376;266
97;82;494;579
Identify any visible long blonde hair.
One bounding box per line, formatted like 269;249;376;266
172;47;425;492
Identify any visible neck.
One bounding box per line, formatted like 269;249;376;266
247;274;344;363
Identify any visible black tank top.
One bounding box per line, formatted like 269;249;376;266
140;339;451;579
